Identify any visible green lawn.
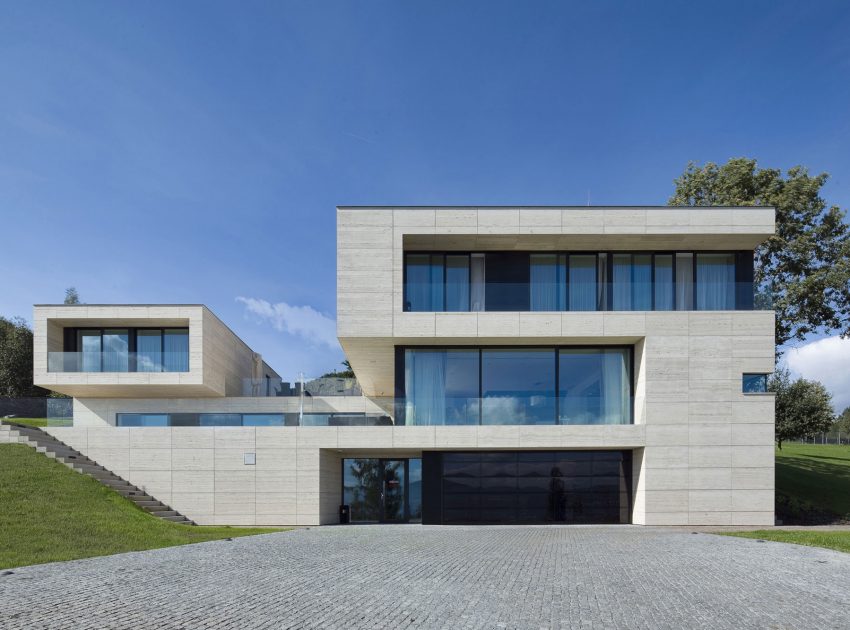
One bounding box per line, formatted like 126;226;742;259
725;443;850;553
724;530;850;554
775;443;850;518
0;444;284;570
3;417;50;427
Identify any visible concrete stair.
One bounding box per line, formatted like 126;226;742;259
0;421;195;526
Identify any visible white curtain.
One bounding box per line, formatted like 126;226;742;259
405;350;447;426
697;254;735;310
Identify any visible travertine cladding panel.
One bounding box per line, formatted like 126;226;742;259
33;305;274;398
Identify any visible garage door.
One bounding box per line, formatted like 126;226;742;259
422;451;632;525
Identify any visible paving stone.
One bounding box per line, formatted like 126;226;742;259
0;526;849;629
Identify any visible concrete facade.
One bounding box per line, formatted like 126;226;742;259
33;206;777;527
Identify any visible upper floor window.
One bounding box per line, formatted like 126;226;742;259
50;327;190;373
403;250;756;312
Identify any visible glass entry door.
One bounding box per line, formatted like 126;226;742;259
343;458;413;523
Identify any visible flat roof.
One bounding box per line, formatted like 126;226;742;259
337;205;776;210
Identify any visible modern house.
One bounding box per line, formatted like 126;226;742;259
33;206;776;527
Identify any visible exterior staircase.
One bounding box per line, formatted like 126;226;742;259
0;421;195;525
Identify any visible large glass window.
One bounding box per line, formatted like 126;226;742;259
482;349;557;424
137;330;162;372
568;255;597;311
402;346;632;426
675;253;694;310
530;254;566;311
696;253;735;310
654;255;674;310
405;254;444;312
402;250;752;312
485;253;530;311
163;329;190;372
78;331;101;372
102;329;129;372
404;349;479;425
115;414;169;427
445;255;470;312
742;373;768;393
558;348;631;424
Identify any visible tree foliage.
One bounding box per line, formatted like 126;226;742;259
834;406;850;436
669;158;850;348
0;317;48;398
64;287;80;305
770;368;835;449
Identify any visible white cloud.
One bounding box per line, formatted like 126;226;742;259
236;297;338;349
786;336;850;413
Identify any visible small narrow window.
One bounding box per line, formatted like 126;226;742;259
742;373;768;393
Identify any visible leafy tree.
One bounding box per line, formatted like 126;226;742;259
0;317;48;397
770;368;835;449
321;359;355;379
834;406;850;436
64;287;80;305
669;158;850;349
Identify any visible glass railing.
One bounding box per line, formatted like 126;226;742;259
371;396;635;426
241;376;362;397
47;352;190;373
116;411;391;427
404;282;773;312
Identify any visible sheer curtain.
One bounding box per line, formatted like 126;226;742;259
445;255;470;312
654;255;674;310
137;330;162;372
470;254;485;312
676;253;694;310
102;330;128;372
612;254;631;310
697;254;735;310
569;255;597;310
405;350;447;426
530;254;563;311
163;330;189;372
601;349;630;424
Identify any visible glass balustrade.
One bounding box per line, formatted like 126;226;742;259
47;352;190;373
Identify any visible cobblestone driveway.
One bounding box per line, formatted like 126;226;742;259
1;525;849;629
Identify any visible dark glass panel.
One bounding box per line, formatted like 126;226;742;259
485;252;530;311
199;413;241;427
242;414;284;426
408;458;423;522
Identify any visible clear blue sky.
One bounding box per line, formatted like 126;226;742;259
2;1;849;381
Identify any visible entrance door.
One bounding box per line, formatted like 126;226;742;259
342;458;409;523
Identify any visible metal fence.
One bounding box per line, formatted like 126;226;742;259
790;432;849;446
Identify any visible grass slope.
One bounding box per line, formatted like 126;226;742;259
0;444;282;570
3;417;49;427
775;443;850;518
725;530;850;554
726;444;850;553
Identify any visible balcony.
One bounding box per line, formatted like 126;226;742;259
47;352;190;373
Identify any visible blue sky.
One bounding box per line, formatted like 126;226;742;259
2;1;849;401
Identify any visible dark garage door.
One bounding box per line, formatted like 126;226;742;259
422;451;632;525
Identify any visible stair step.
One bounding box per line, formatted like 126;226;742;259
8;422;197;527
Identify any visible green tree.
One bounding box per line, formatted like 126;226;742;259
0;317;48;398
63;287;80;305
770;368;835;449
834;406;850;436
669;158;850;349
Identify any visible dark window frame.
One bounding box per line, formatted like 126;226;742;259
65;327;189;372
